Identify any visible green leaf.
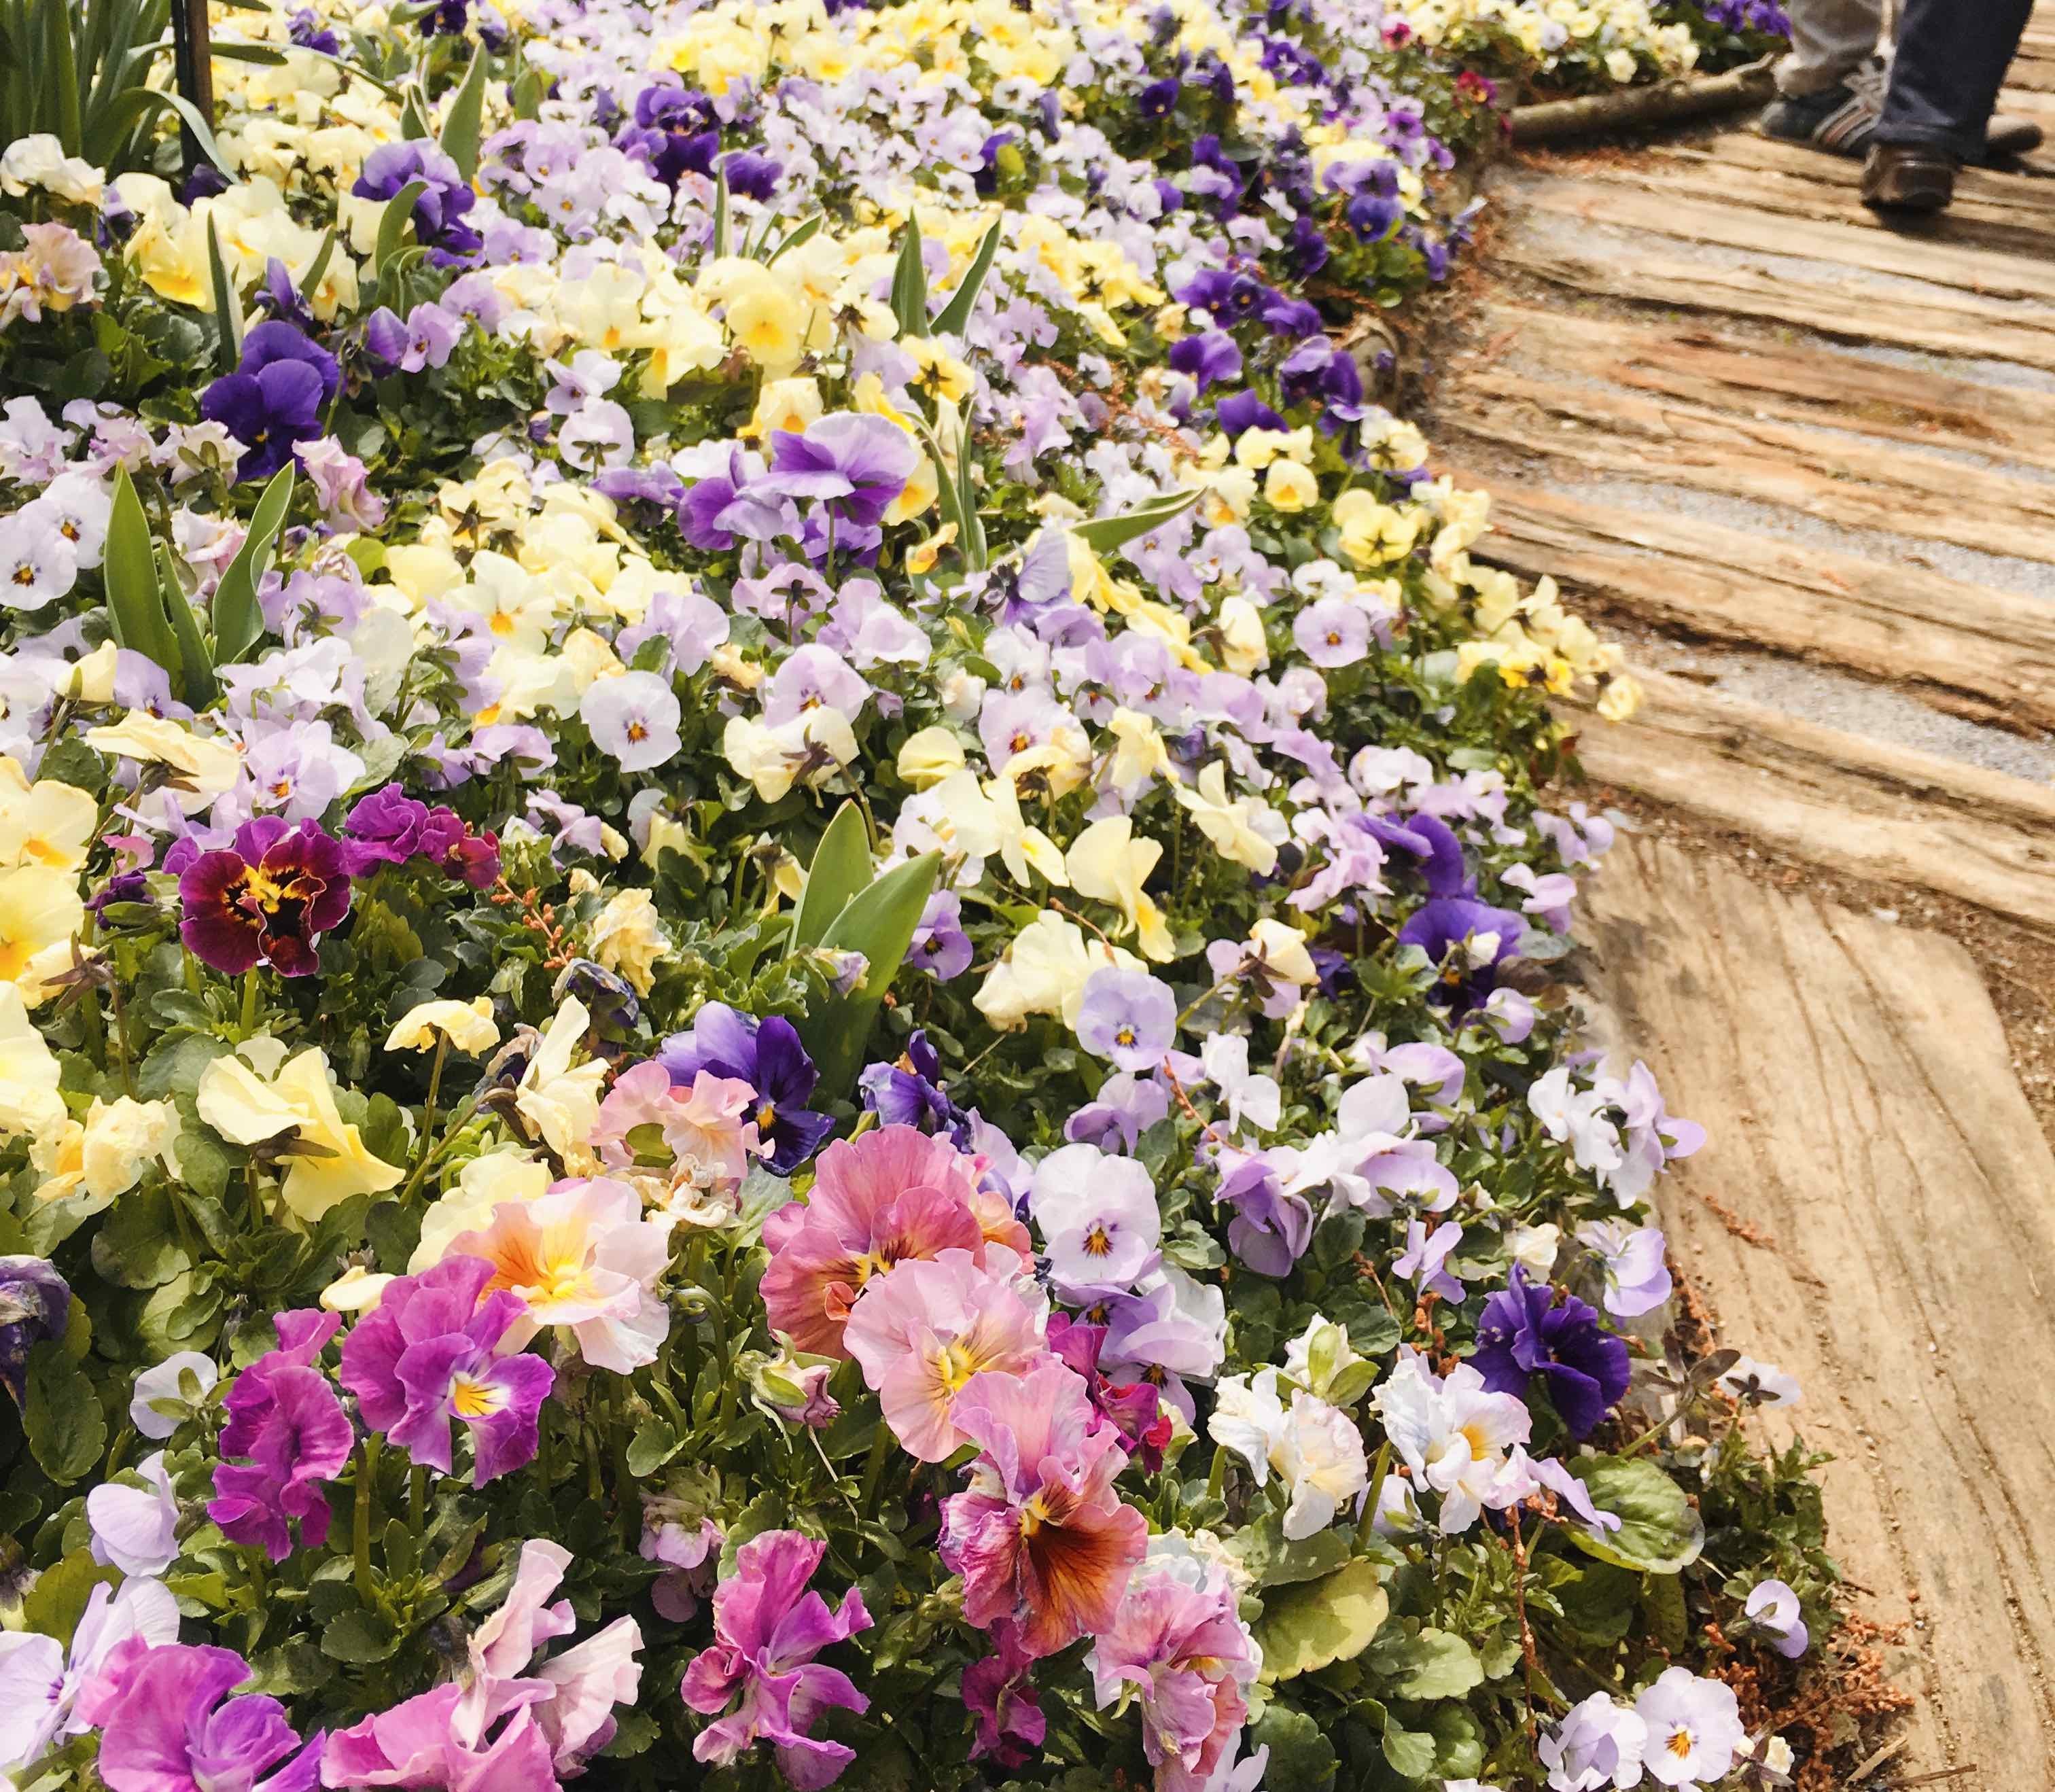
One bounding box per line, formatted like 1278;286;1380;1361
321;1605;402;1664
104;465;179;680
438;41;489;181
1377;1627;1483;1702
205;215;243;373
1254;1556;1388;1683
1249;1705;1337;1792
799;850;942;1097
374;179;429;277
791;801;873;951
627;1415;683;1477
1070;487;1203;554
156;542;217;709
1566;1456;1706;1575
1429;1703;1486;1778
765;213;824;264
889;215;928;339
211;463;294;667
710;163;731;260
1381;1712;1438;1781
927;217;1001;337
20;1549;119;1649
22;1340;107;1485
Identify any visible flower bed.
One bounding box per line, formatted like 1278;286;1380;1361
0;3;1838;1790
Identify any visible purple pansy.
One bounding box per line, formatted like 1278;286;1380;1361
177;817;354;978
658;1004;834;1174
1471;1267;1630;1441
1074;967;1176;1073
338;1257;553;1487
95;1644;322;1792
762;414;919;531
207;1311;353;1562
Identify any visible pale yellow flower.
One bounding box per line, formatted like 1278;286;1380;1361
1065;817;1174;961
0;865;84;1005
590;888;667;995
896;726;966;790
197;1048;406;1220
385;997;501;1056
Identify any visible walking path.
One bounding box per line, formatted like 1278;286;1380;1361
1427;29;2055;1780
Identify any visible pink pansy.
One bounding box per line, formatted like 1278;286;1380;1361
962;1621;1044;1768
590;1061;760;1187
940;1362;1148;1659
449;1179;672;1372
843;1247;1049;1462
1087;1550;1263;1792
324;1539;642;1791
760;1125;990;1357
680;1529;873;1791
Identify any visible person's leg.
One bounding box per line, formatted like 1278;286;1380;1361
1774;0;1884;94
1873;0;2037;158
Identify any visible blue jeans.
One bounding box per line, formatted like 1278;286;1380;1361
1876;0;2036;157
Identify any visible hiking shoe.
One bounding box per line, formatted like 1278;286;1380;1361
1763;56;2043;164
1761;78;1881;157
1862;143;1956;213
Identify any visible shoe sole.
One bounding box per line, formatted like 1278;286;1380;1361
1863;166;1953;211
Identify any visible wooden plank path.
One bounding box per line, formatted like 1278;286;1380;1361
1430;47;2055;929
1426;22;2055;1777
1578;837;2055;1785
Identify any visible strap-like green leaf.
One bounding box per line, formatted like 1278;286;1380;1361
765;213;824;264
103;467;179;679
400;80;432;140
205;215;243;373
801;850;943;1097
211;462;293;669
790;802;873;952
890;215;928;340
711;163;731;260
155;542;217;709
927;217;1001;337
438;41;487;182
374;178;428;277
1070;487;1203;553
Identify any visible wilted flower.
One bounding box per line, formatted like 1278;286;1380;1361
0;1253;69;1406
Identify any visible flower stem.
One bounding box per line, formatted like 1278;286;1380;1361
239;966;261;1040
858;1420;894;1519
353;1433;381;1602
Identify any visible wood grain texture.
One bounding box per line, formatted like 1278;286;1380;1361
1570;672;2055;933
1575;837;2055;1781
1449;478;2055;732
1438;369;2055;567
1465;302;2055;474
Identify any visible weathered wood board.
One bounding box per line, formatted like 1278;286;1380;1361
1577;835;2055;1782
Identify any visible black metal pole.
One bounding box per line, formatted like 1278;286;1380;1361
169;0;215;177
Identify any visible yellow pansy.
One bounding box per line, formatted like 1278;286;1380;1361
590;888;667;996
196;1047;406;1220
385;997;502;1057
0;766;96;872
1065;817;1174;962
1174;762;1281;875
514;997;610;1161
0;866;84;1006
897;726;967;790
84;713;243;807
0;982;64;1140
